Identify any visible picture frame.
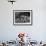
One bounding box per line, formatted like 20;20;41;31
13;10;32;26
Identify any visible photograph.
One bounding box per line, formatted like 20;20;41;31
13;10;32;25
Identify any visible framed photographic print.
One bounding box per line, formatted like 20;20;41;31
13;10;32;25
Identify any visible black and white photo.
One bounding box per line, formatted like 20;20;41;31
13;10;32;25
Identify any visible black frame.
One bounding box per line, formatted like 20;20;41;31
13;10;33;26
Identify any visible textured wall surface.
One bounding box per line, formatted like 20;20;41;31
0;0;46;41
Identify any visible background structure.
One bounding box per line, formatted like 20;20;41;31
0;0;46;42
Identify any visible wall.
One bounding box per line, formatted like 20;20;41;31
0;0;46;42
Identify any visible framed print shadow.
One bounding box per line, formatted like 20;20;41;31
13;10;32;26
